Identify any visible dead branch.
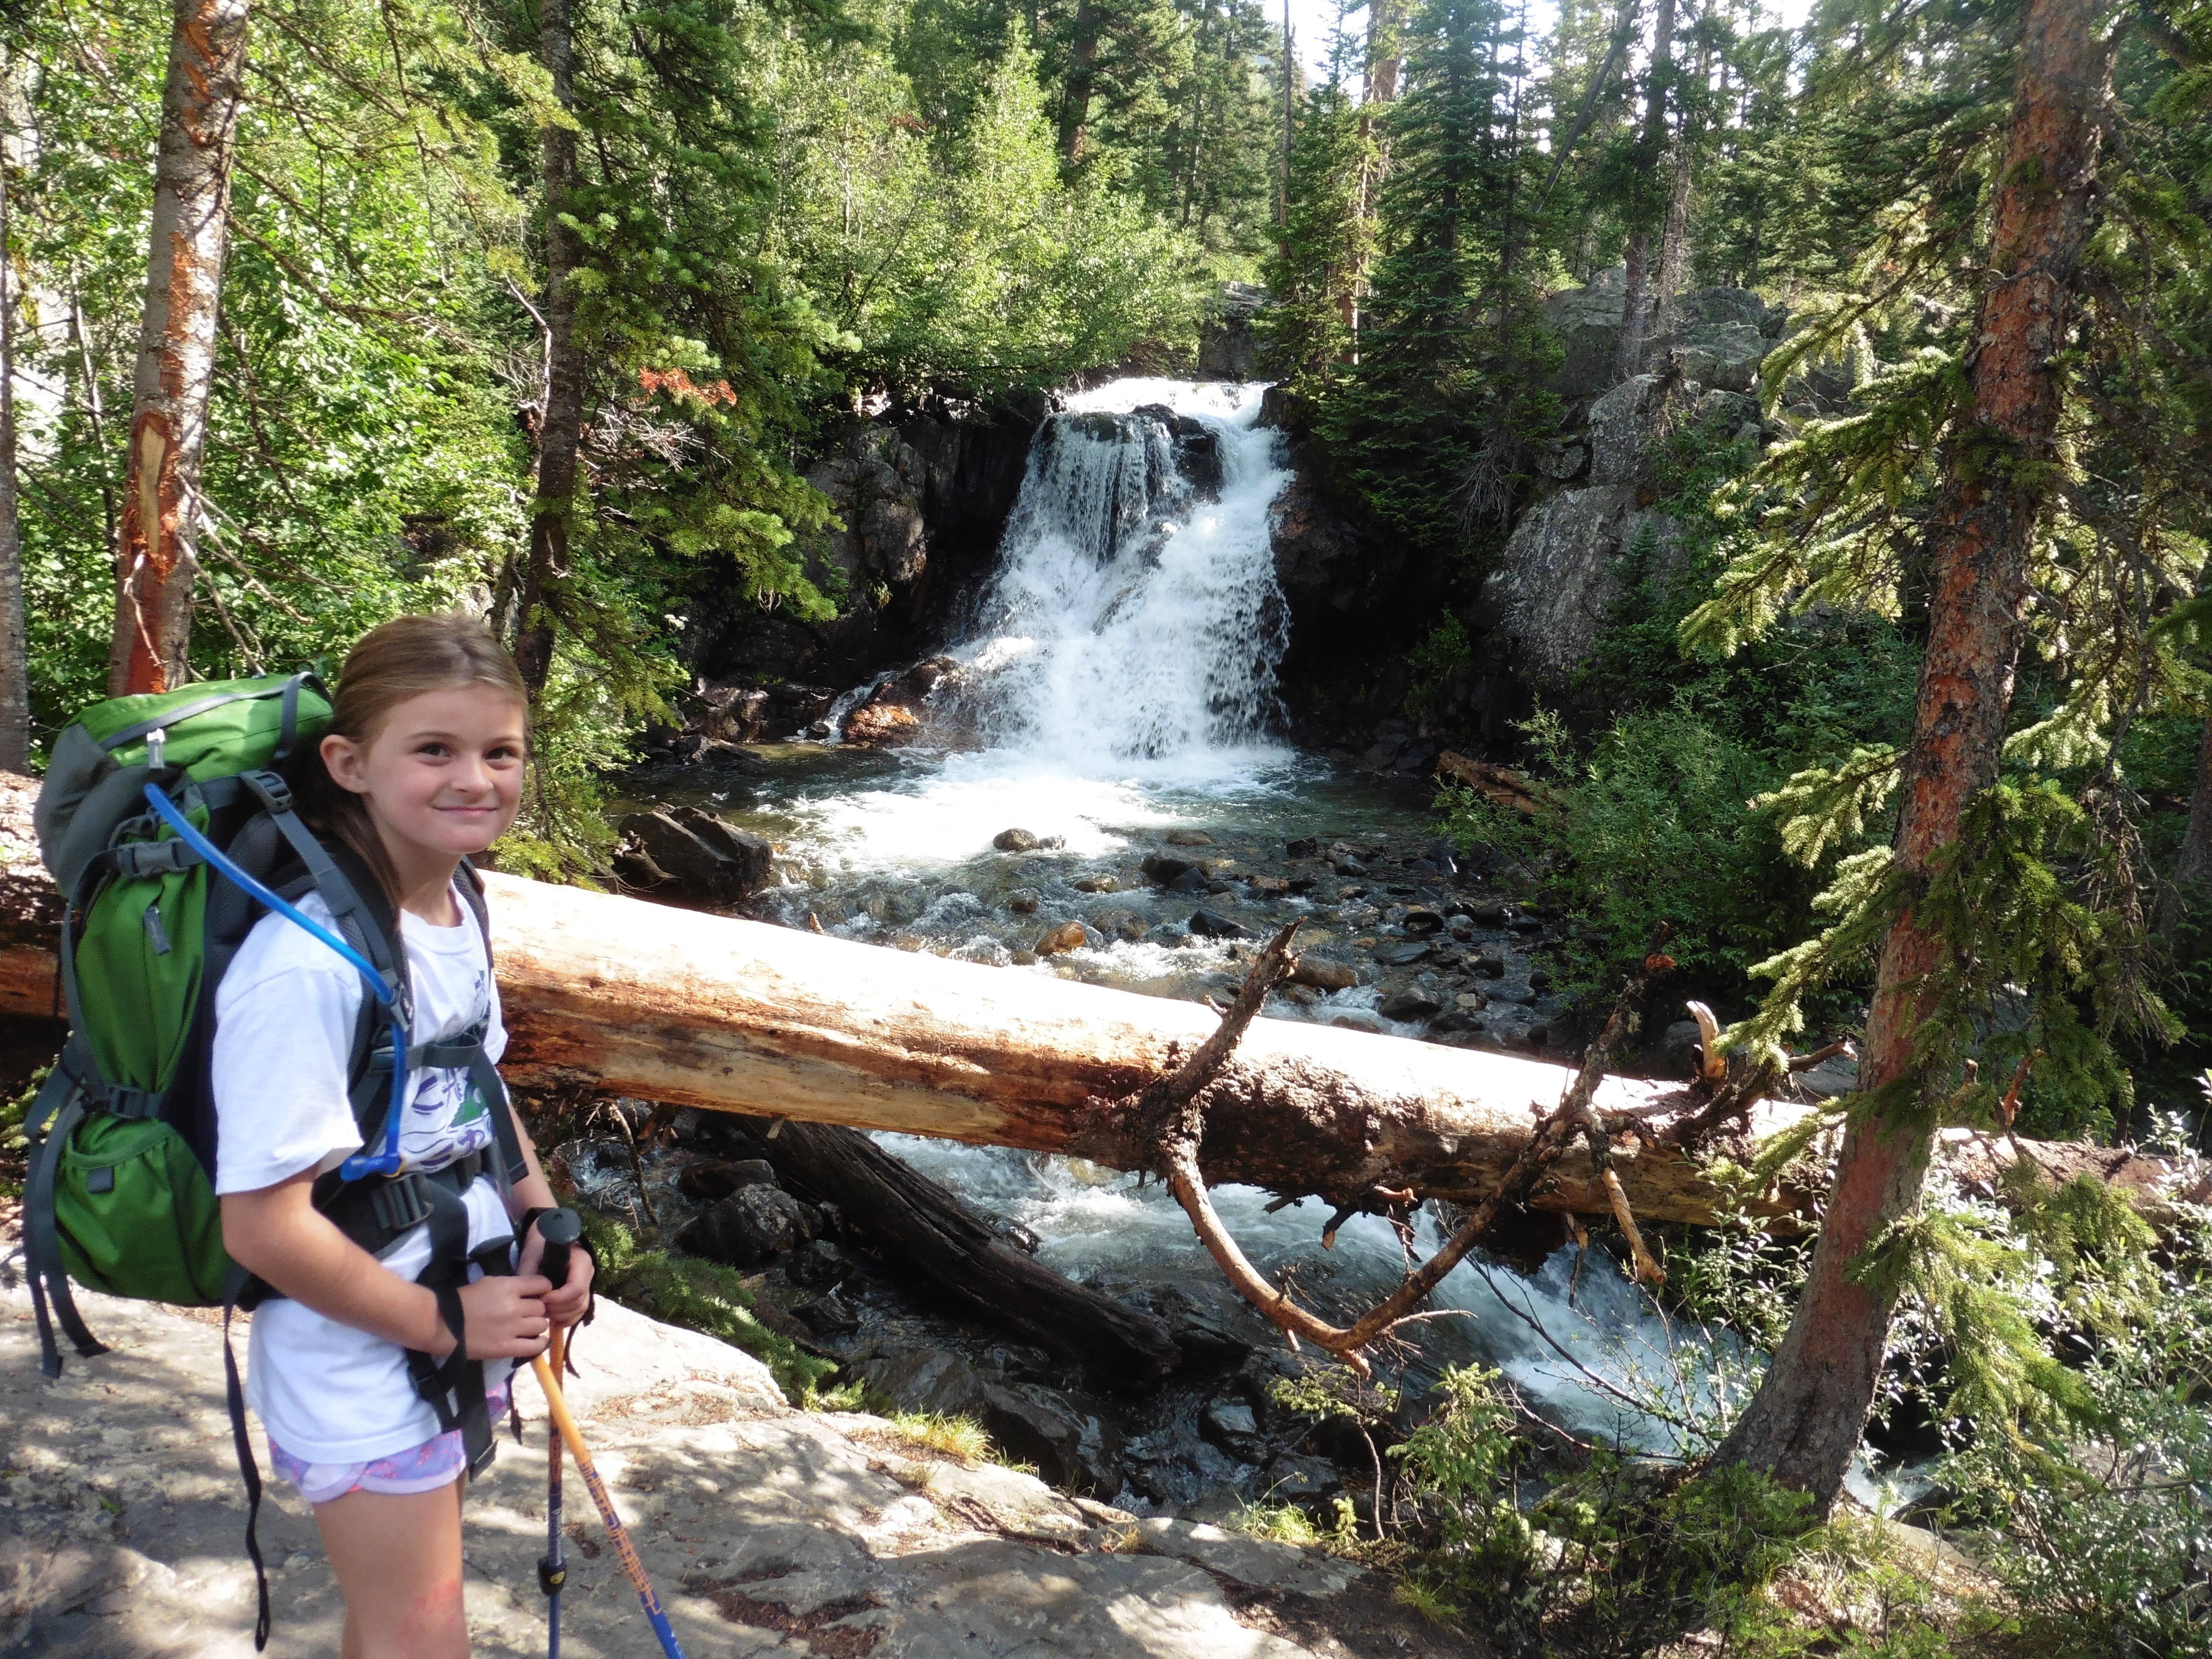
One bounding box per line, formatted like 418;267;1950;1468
1157;924;1680;1370
1435;750;1549;816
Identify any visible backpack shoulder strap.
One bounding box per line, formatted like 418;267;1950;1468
452;859;528;1188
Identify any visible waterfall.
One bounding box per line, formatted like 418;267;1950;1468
950;379;1293;770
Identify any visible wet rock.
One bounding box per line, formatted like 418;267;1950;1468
791;1290;861;1335
1378;990;1442;1022
1009;949;1040;965
1509;915;1547;934
1036;919;1089;955
616;806;775;908
1143;923;1189;946
1072;874;1118;893
858;1345;993;1419
1200;1399;1267;1464
659;732;769;772
1332;855;1368;877
1169;867;1221;898
1140;852;1198;884
1289;954;1357;990
676;1185;818;1266
1462;901;1509;926
1446;915;1475;940
979;1382;1125;1495
1471;952;1506;978
1092;909;1147;942
1284;836;1319;859
1264;1454;1344;1507
1430;1010;1486;1036
1528;969;1552;992
786;1238;855;1291
1372;942;1431;968
1331;1014;1383;1034
1400;909;1444;936
1165;829;1215;846
1008;888;1042;914
994;827;1043;852
676;1158;780;1203
1188;909;1248;940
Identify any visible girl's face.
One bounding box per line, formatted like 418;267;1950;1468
321;683;527;868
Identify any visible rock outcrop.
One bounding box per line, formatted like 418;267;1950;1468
2;1275;1432;1658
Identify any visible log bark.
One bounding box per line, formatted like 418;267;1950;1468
111;0;252;697
728;1116;1180;1382
0;779;2182;1232
1713;0;2116;1511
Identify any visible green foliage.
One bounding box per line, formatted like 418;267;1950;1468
576;1209;839;1404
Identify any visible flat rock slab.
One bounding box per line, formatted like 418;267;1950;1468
2;1277;1370;1658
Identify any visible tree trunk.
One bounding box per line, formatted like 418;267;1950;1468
109;0;252;697
0;107;27;772
1611;0;1675;385
512;0;586;697
1057;0;1102;166
0;815;2177;1231
1650;0;1712;349
2157;716;2212;937
729;1115;1180;1380
1713;0;2114;1511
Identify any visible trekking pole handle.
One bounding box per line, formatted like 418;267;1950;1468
536;1208;582;1290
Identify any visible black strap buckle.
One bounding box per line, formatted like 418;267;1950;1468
371;1174;433;1233
241;769;294;814
110;840;204;878
105;1085;164;1121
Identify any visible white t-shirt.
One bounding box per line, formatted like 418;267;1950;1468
212;881;516;1464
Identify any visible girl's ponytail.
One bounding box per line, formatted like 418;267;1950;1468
303;613;530;904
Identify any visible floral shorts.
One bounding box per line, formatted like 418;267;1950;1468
267;1382;511;1505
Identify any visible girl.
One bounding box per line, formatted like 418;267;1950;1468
213;613;592;1659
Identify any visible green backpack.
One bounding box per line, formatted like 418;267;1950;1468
25;671;528;1650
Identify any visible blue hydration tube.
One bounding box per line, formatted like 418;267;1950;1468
142;784;407;1180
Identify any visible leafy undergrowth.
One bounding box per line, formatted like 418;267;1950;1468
575;1208;838;1406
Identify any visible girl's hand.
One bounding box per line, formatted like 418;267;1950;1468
430;1274;552;1360
516;1216;597;1330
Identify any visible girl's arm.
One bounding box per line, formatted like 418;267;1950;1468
223;1172;554;1359
504;1114;595;1327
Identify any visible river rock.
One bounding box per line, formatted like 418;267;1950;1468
1164;828;1215;846
1330;1014;1383;1034
791;1290;861;1334
1035;919;1088;955
1008;887;1041;913
615;806;774;908
1245;874;1290;897
785;1238;855;1291
1284;836;1319;859
1188;909;1248;940
676;1157;780;1202
1471;952;1506;978
1072;873;1118;893
1289;953;1357;990
1378;990;1442;1022
995;827;1043;852
1400;909;1444;936
677;1184;818;1266
1372;942;1431;968
1092;908;1146;942
1264;1453;1344;1506
1141;852;1197;884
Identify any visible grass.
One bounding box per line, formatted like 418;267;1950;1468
1228;1500;1324;1546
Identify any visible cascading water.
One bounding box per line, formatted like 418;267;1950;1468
951;380;1292;768
640;379;1834;1508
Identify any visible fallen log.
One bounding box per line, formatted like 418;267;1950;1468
0;771;2186;1228
721;1115;1181;1382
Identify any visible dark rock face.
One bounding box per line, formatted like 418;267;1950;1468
1196;282;1265;380
676;1158;780;1203
684;403;1041;715
854;1346;1126;1494
615;806;774;908
676;1184;818;1266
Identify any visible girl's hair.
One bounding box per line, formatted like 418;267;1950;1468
303;613;529;903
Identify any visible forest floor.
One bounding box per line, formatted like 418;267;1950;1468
0;1262;1482;1658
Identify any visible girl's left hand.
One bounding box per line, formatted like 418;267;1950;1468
516;1217;597;1329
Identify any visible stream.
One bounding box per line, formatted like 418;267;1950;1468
599;378;1807;1517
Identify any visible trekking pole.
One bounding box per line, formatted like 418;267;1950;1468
534;1209;582;1659
529;1256;688;1659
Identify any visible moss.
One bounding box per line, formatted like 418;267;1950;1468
576;1208;839;1405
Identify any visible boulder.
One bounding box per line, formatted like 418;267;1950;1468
1289;954;1357;991
615;806;775;908
1167;866;1218;896
1036;919;1089;956
1188;909;1249;940
676;1184;818;1266
1658;319;1767;394
1540;265;1628;397
1164;829;1215;846
1372;942;1431;968
1379;990;1443;1022
978;1381;1126;1495
1199;1398;1268;1464
995;828;1043;852
1140;852;1198;885
1072;874;1118;893
785;1238;855;1290
1400;909;1445;936
1589;373;1670;486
